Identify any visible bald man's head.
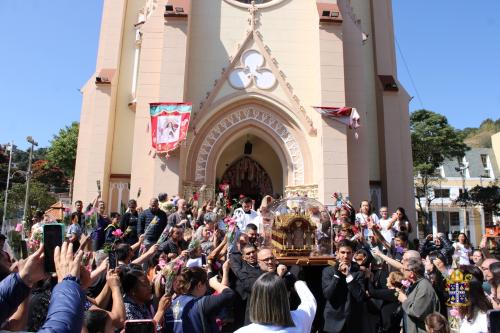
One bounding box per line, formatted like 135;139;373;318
481;258;499;282
402;250;421;264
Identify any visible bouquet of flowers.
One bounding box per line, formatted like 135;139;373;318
225;217;237;244
85;207;97;232
28;225;43;253
161;258;186;295
156;224;171;245
158;237;201;295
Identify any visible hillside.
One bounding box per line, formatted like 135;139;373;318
461;118;500;148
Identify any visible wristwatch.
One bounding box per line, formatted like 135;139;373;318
63;275;81;285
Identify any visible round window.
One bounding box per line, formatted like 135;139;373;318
224;0;285;9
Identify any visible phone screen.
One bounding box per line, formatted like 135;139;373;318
109;250;117;270
124;320;155;333
43;224;64;272
20;240;28;259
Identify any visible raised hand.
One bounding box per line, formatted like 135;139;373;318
18;245;46;288
54;242;84;282
107;269;121;289
277;264;287;277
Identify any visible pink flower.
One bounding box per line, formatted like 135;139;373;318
15;223;23;232
401;279;411;288
85;208;95;217
112;229;123;237
158;259;167;269
449;308;460;318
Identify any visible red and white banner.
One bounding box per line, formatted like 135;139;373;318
313;106;360;129
150;102;192;154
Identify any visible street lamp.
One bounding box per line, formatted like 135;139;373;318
455;160;469;236
22;136;38;239
1;141;14;234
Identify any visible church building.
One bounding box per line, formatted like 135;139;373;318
73;0;414;220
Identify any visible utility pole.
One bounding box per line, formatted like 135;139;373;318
456;160;469;237
22;136;38;239
1;141;14;234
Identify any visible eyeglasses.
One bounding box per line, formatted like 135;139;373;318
258;256;275;262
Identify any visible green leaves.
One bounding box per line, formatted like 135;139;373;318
411;109;468;177
46;122;79;178
411;110;469;229
455;185;500;216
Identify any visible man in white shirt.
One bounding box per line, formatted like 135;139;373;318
233;197;258;231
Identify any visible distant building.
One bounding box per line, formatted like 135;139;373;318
415;132;500;246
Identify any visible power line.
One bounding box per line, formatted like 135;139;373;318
395;37;425;109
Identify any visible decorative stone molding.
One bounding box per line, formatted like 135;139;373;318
108;182;130;213
191;0;317;136
284;184;319;199
194;104;304;185
228;49;276;90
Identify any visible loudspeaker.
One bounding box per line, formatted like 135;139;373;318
244;142;252;155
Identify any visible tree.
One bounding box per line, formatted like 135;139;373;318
46;122;79;198
31;160;68;193
411;110;469;233
455;185;500;224
0;181;56;221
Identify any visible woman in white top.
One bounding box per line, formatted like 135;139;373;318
377;206;397;244
453;232;472;265
235;272;317;333
392;207;412;234
459;266;492;333
355;200;379;238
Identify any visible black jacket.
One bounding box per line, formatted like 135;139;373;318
421;236;454;265
322;262;365;333
138;208;168;245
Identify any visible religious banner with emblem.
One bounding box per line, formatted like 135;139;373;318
150;102;192;155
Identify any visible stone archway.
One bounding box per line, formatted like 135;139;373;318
192;103;305;185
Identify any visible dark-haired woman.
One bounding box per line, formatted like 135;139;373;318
487;261;500;310
120;264;171;330
453;233;472;265
234;272;317;333
84;309;114;333
393;207;412;234
425;252;448;317
164;265;235;333
458;265;492;333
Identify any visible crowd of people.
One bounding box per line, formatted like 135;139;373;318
0;193;499;333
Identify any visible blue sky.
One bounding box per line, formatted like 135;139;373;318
0;0;498;150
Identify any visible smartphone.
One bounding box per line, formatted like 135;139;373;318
109;250;117;269
488;309;500;333
20;240;28;259
43;224;64;272
124;320;156;333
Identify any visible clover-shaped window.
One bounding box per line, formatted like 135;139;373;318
228;49;277;90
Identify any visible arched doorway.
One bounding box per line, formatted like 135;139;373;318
220;156;273;203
